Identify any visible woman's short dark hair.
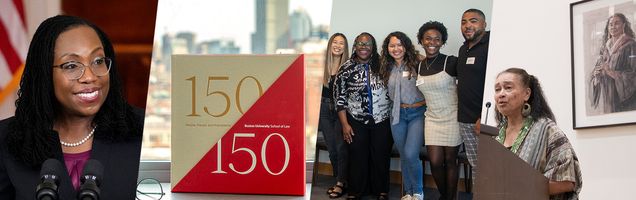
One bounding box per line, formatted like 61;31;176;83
417;21;448;45
7;15;140;167
494;68;555;124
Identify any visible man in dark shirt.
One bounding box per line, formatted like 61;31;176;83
457;8;490;182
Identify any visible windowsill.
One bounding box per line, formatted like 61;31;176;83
137;182;312;200
138;160;315;183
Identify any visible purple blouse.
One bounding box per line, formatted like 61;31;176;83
63;151;91;190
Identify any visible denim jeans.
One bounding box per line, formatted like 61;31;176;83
318;97;347;183
391;106;425;195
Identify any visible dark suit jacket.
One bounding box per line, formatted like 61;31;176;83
0;111;143;200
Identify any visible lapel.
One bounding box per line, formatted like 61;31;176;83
89;129;111;167
50;127;111;199
50;132;76;199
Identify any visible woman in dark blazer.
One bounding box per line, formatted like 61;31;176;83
0;15;144;200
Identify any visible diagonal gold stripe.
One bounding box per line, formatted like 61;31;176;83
0;63;24;103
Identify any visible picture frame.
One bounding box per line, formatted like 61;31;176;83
570;0;636;129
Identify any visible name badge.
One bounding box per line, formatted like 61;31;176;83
466;57;476;64
416;77;425;86
402;71;410;77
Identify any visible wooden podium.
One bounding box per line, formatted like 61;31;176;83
474;125;549;200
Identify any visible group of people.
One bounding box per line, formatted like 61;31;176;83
318;8;583;200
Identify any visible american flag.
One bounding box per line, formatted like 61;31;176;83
0;0;28;120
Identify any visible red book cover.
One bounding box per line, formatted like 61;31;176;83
171;55;305;195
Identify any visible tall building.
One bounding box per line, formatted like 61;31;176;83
290;8;313;46
161;33;173;71
251;0;290;54
171;38;189;55
175;32;196;53
251;0;266;54
159;32;191;71
313;24;330;40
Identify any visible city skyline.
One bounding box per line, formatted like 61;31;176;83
154;0;332;54
144;0;333;160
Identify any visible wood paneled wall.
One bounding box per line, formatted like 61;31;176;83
62;0;158;109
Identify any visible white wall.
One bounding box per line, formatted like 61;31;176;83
484;0;636;199
331;0;493;57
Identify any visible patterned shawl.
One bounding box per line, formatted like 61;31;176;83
499;117;583;200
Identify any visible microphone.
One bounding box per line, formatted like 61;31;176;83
78;159;103;200
36;159;64;200
484;102;492;124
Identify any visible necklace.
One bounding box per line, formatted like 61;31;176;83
425;55;439;70
60;126;96;147
495;117;533;154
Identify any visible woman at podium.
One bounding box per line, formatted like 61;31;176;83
493;68;582;199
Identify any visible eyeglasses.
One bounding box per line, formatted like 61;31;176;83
136;178;165;200
52;57;112;80
354;41;373;47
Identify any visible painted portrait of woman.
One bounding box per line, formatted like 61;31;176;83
589;13;636;114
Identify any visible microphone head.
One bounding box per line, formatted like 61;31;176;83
81;159;104;186
37;158;63;200
79;159;103;200
486;102;492;108
40;158;64;182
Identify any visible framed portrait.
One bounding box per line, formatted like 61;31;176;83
571;0;636;129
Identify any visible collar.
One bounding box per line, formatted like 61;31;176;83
463;31;490;48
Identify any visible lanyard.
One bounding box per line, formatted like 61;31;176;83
364;64;373;116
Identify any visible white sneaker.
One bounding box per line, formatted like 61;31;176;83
412;193;424;200
401;194;412;200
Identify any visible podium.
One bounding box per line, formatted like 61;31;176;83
474;124;549;200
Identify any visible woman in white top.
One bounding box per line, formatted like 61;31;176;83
416;21;462;200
